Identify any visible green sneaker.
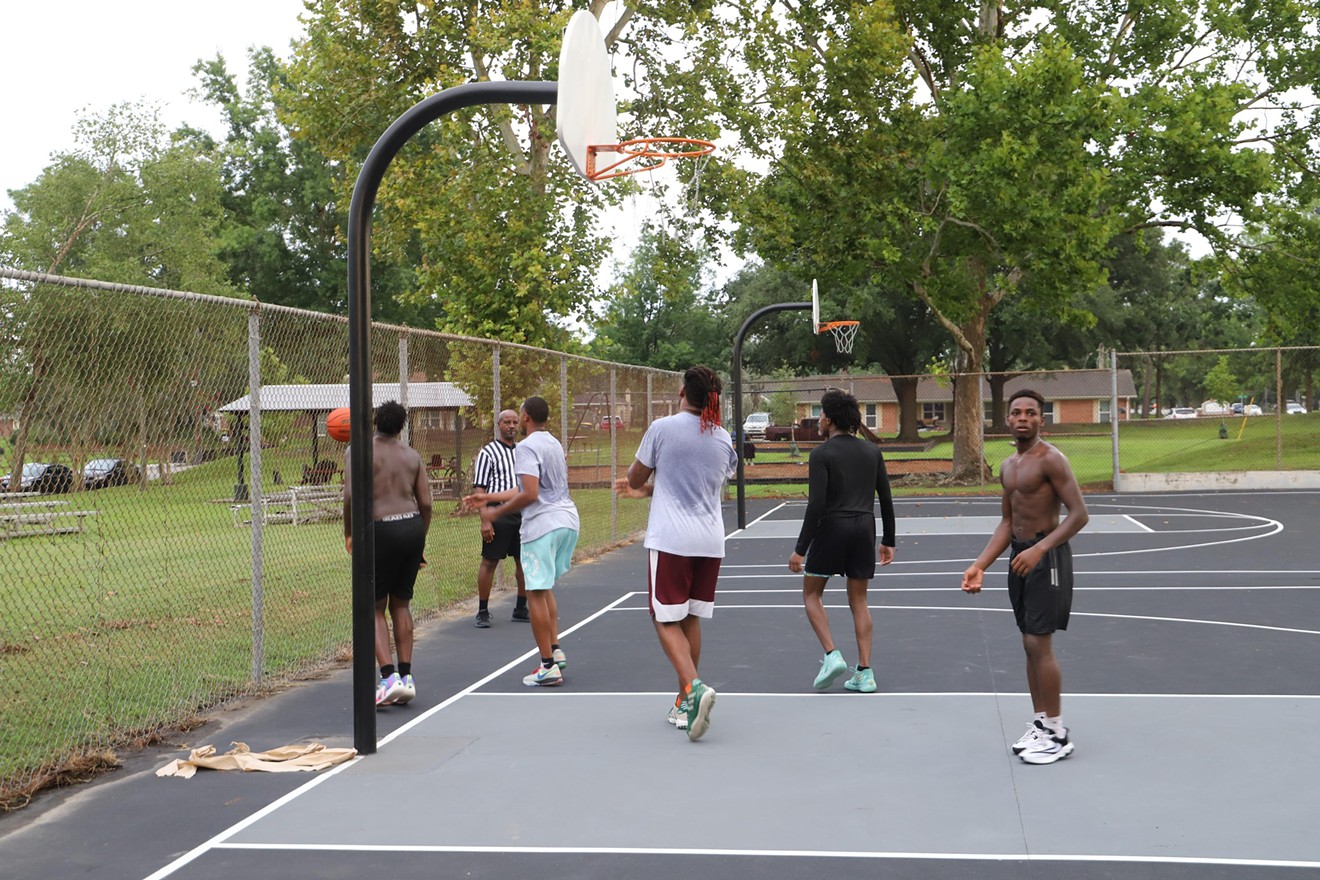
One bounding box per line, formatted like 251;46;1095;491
813;650;847;689
685;679;716;741
843;667;876;693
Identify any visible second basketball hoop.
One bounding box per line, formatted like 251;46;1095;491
812;279;861;354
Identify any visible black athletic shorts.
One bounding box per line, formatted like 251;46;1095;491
1007;536;1073;634
373;513;427;602
803;514;878;580
480;509;522;562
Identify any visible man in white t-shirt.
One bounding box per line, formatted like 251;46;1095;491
616;366;737;741
474;396;579;687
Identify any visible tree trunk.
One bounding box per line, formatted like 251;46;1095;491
890;376;920;441
987;372;1014;430
951;324;988;482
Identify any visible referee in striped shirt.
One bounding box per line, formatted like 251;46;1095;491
469;409;528;626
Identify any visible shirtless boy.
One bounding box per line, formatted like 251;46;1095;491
962;389;1089;764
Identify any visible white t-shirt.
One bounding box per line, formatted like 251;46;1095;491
513;428;579;542
635;411;737;558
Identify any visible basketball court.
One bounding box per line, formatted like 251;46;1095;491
4;13;1316;880
5;489;1314;880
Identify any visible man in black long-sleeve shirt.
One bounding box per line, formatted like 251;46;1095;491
788;389;896;693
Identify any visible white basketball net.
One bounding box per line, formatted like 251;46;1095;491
822;321;860;354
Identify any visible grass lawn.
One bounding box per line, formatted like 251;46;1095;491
0;449;646;800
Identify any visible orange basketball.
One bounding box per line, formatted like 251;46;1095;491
326;407;352;442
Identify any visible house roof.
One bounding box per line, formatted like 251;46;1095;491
760;370;1137;403
219;382;473;413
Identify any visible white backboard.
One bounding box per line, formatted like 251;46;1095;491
556;10;617;181
812;278;821;333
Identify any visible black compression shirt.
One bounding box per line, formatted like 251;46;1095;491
794;433;896;555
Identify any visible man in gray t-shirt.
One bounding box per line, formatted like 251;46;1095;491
617;366;736;742
474;397;579;688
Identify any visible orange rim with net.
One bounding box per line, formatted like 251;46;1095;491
586;137;715;181
818;320;861;354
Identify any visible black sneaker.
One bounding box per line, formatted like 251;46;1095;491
474;609;491;628
511;605;530;622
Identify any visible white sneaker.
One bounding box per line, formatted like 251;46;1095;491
1020;728;1075;764
666;703;689;730
552;647;567;669
1011;720;1048;755
375;673;406;706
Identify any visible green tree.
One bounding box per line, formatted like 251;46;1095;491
591;226;727;371
278;1;636;347
0;103;243;488
1203;356;1238;406
656;1;1315;478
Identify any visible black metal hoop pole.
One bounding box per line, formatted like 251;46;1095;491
347;80;557;754
731;301;811;530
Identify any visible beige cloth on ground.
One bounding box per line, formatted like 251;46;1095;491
156;742;357;779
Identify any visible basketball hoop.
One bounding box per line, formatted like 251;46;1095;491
586;137;716;181
819;320;860;355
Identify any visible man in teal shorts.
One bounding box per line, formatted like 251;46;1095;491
473;397;579;687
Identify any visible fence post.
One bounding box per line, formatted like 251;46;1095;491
560;357;569;442
492;345;502;438
1276;348;1283;468
398;333;410;445
609;368;618;541
248;308;265;684
1111;351;1120;490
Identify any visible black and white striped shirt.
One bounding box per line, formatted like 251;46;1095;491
472;438;519;498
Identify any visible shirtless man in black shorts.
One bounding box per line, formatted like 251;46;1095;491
789;389;896;693
962;389;1089;764
344;400;432;707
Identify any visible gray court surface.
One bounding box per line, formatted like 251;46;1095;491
3;491;1319;880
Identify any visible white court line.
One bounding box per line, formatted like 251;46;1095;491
721;564;1320;574
727;501;1284;561
206;841;1320;870
611;603;1320;637
460;690;1320;700
706;583;1320;591
140;591;639;880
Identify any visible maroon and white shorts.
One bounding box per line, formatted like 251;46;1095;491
648;549;721;623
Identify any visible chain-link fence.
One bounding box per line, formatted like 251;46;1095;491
0;268;679;808
738;353;1317;491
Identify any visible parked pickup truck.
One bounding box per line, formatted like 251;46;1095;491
764;418;823;442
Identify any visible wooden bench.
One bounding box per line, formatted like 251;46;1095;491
231;485;344;527
0;505;98;539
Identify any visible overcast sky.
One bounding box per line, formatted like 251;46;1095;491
0;0;308;212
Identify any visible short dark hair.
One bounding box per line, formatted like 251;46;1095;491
820;388;862;434
522;396;550;424
375;400;407;436
1009;388;1046;412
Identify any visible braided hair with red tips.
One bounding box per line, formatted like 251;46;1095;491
683;365;723;433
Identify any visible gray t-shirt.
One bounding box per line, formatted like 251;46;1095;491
514;428;580;542
636;411;737;557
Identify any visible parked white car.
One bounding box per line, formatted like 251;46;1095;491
1199;400;1228;416
742;411;772;438
1286;402;1308;415
1244;404;1263;416
1165;407;1197;419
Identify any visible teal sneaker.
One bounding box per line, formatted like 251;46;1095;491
843;667;876;693
685;679;716;741
813;650;847;690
